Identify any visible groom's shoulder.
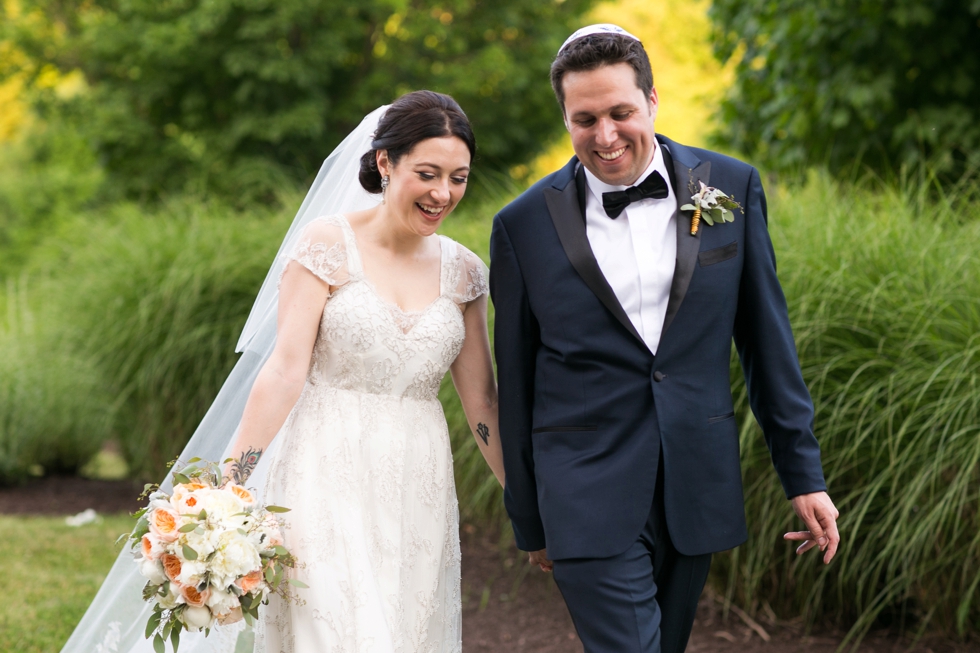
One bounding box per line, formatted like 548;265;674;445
662;136;757;180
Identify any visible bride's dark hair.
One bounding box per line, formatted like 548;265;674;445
358;90;476;194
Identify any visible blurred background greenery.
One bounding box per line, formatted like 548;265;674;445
1;0;979;647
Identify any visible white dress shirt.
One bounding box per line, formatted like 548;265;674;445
583;144;677;354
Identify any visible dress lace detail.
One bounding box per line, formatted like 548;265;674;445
278;215;352;289
255;215;481;653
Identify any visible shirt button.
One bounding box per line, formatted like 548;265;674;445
653;371;666;382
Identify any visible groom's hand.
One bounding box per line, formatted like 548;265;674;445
528;549;553;573
784;491;840;564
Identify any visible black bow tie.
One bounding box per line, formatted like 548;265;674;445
601;171;669;219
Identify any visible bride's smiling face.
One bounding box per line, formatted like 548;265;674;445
378;136;471;237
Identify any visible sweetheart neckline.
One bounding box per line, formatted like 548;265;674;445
329;280;461;336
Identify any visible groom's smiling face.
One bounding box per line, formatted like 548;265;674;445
562;62;658;187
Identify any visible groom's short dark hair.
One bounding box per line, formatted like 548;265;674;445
550;34;653;112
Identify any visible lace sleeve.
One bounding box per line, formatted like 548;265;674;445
279;216;350;288
448;243;489;305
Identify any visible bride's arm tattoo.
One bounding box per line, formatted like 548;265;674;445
231;447;263;485
476;423;490;446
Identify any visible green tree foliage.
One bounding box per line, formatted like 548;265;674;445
3;0;591;199
709;0;980;179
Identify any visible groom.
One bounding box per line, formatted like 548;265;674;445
489;25;840;653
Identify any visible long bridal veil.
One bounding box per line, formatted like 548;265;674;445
60;106;388;653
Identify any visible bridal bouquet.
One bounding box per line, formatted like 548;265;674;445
126;458;303;652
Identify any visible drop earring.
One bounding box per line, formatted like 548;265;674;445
381;175;389;204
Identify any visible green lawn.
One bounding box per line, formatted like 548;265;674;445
1;514;132;653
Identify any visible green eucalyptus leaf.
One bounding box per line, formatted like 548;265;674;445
172;472;191;485
178;523;198;533
145;611;161;639
171;626;181;653
264;505;291;513
287;578;309;588
153;633;165;653
182;544;199;560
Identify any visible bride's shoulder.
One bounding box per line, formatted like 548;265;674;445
298;214;350;244
441;237;489;303
440;237;484;268
280;215;355;288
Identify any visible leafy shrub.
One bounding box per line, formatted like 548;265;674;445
0;117;107;276
0;286;110;483
29;197;292;479
716;172;980;639
3;0;594;198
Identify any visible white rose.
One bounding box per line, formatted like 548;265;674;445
197;489;244;522
139;558;168;585
182;525;221;560
176;559;208;588
181;605;213;632
206;588;240;617
209;531;262;588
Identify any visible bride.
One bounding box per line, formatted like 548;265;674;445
62;90;504;653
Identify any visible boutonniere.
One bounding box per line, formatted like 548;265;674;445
681;180;743;236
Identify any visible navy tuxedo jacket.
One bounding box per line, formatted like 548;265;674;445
489;136;827;560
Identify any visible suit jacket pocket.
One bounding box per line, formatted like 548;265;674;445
706;411;735;424
699;241;738;267
532;425;597;434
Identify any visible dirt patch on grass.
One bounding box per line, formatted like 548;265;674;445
0;475;143;515
4;476;978;653
460;525;980;653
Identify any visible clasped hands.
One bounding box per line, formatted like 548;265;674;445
526;491;840;572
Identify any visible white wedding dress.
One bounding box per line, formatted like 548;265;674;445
254;214;487;653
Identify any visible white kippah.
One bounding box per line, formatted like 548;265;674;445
558;24;641;55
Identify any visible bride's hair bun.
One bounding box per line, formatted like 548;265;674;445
359;90;476;194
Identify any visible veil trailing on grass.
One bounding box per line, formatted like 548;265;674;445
59;106;388;653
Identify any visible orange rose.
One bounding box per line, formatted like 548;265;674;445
235;570;264;594
149;506;181;542
180;583;211;608
217;606;243;626
141;534;163;561
172;481;209;513
161;553;183;583
227;484;255;506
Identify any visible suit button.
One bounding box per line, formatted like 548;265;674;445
653;371;666;382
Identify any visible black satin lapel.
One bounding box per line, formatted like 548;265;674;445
662;156;711;339
544;173;645;346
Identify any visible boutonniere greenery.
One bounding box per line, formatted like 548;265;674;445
681;180;743;236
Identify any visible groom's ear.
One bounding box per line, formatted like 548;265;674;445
648;87;659;124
